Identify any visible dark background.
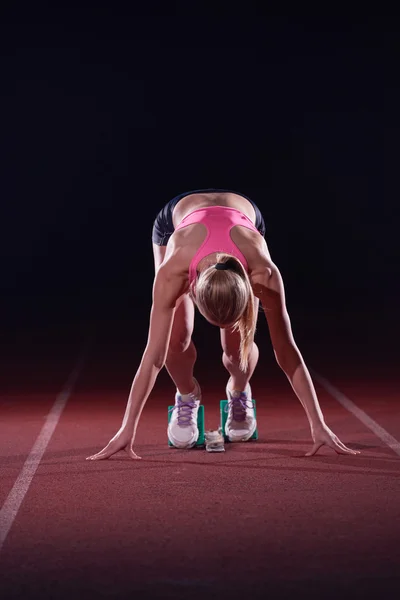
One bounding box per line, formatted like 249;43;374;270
0;8;398;363
1;11;400;600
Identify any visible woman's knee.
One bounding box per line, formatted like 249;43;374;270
220;329;241;362
168;295;195;354
222;341;258;365
168;333;192;354
222;348;240;364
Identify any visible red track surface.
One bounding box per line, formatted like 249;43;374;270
1;336;400;599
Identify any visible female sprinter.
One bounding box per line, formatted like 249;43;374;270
87;189;359;460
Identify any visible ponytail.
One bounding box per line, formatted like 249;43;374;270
220;255;257;372
193;253;257;372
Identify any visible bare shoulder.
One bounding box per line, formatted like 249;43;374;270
244;235;273;281
249;254;284;303
231;227;273;274
161;238;192;274
153;246;191;308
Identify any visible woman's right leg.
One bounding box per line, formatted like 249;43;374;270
152;243;197;395
166;297;197;394
153;242;200;448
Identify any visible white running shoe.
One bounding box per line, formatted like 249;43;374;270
168;379;201;449
225;379;257;442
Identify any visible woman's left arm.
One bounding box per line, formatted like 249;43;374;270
251;263;360;457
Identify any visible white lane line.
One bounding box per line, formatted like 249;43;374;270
0;344;88;552
310;369;400;457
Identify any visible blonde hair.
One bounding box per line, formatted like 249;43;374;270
190;253;257;372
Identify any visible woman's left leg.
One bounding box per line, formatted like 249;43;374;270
220;298;260;442
220;298;260;390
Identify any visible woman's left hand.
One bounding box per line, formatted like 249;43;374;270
306;423;360;457
86;428;141;461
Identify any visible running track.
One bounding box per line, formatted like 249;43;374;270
1;321;400;599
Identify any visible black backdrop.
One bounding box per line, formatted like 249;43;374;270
1;10;398;361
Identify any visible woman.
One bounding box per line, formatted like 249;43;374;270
87;189;359;460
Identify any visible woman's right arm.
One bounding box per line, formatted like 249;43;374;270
87;260;188;460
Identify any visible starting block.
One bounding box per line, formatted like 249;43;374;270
167;404;205;447
220;399;258;441
167;400;258;447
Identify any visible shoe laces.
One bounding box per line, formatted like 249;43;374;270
226;393;253;422
169;395;197;427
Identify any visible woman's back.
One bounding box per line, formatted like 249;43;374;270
167;191;270;275
171;191;257;228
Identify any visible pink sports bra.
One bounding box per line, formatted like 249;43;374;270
174;205;260;284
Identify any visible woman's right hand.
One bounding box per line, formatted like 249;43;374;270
86;429;141;461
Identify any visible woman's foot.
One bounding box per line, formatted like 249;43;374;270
167;379;201;448
225;379;257;442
